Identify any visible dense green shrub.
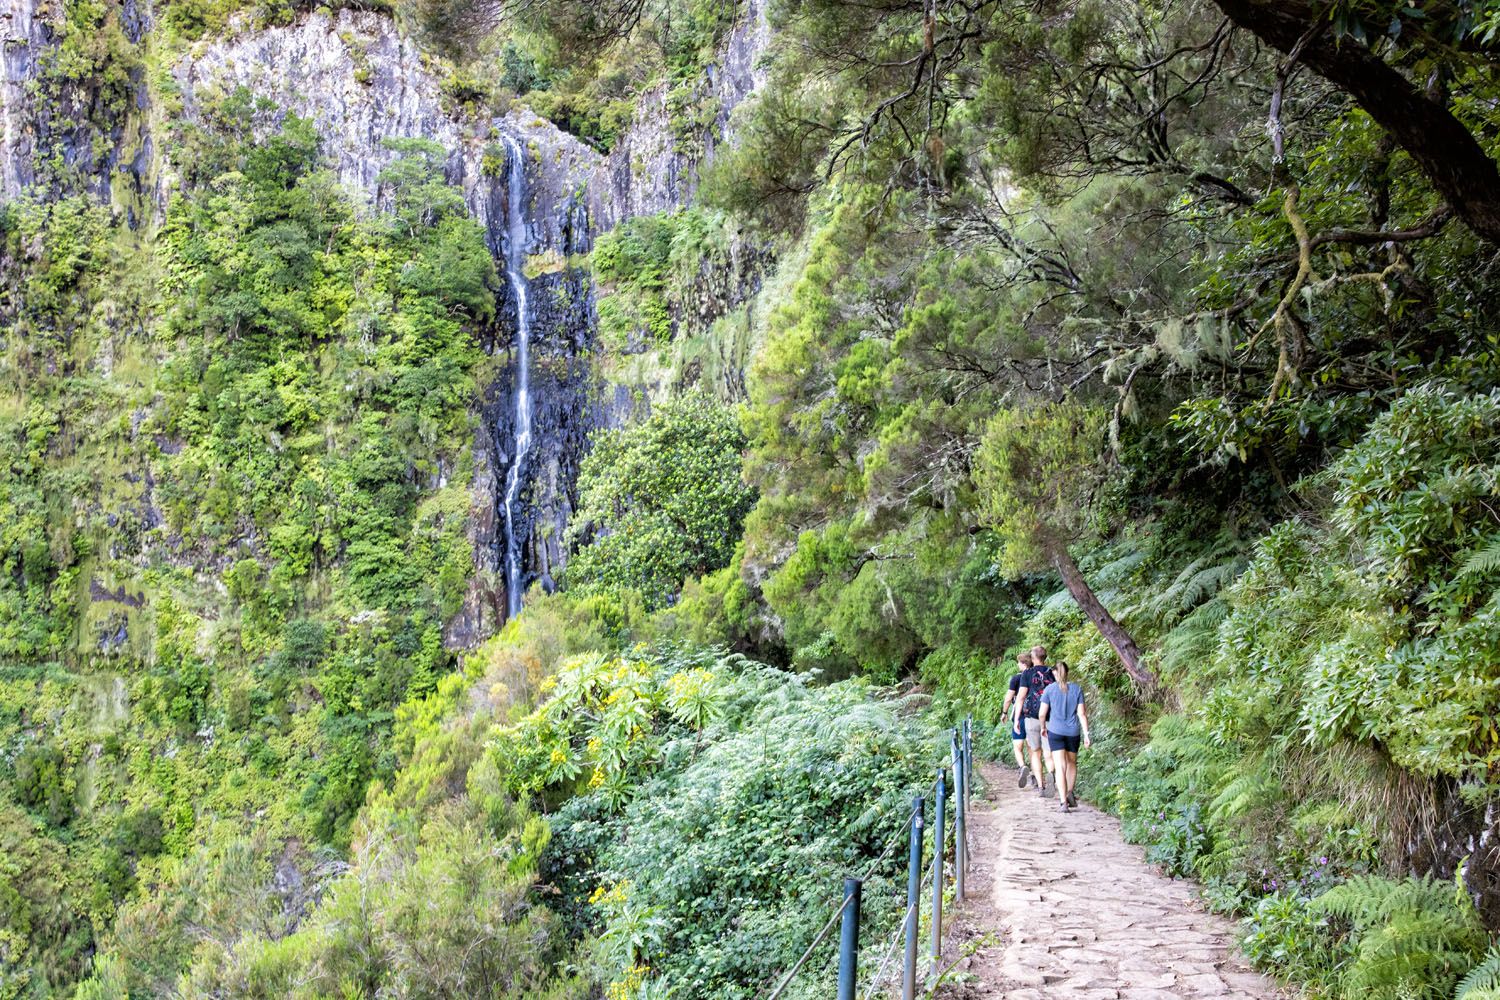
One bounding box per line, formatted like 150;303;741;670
566;392;756;609
496;646;945;998
1240;889;1349;992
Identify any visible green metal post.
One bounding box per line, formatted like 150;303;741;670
902;796;925;1000
963;716;973;794
837;877;861;1000
929;768;947;976
952;731;966;901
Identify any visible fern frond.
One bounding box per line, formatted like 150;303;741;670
1315;876;1487;1000
1459;536;1500;579
1208;767;1279;824
1457;945;1500;999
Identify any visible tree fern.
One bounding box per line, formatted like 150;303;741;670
1137;532;1247;630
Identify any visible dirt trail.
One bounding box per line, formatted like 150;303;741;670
937;760;1281;999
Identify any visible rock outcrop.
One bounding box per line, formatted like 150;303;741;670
599;0;770;223
0;0;47;195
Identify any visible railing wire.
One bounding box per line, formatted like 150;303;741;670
760;722;973;1000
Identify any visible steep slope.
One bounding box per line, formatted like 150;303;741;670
0;0;774;991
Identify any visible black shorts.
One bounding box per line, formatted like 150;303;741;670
1047;732;1081;753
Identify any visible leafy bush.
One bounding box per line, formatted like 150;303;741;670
566;393;756;610
1241;889;1348;991
497;646;946;998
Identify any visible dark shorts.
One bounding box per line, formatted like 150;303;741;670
1047;732;1081;753
1010;722;1025;742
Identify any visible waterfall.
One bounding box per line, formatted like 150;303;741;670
500;134;533;619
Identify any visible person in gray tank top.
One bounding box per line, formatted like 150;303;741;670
1038;661;1092;812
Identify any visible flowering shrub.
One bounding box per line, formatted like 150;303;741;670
496;645;943;998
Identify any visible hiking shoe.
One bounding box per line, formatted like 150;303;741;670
1067;792;1077;808
1059;801;1071;813
1038;784;1049;799
1018;768;1028;788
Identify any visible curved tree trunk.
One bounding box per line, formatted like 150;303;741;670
1049;543;1157;692
1212;0;1500;244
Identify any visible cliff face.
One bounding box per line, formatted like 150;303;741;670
0;0;45;195
0;0;770;644
169;10;607;641
598;0;770;223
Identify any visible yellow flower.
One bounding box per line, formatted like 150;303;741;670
605;963;649;1000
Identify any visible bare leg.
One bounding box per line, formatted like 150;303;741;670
1029;741;1046;790
1065;751;1079;801
1051;748;1068;803
1012;739;1026;770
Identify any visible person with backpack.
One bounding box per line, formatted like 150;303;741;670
1012;644;1056;797
1001;652;1033;786
1038;661;1092;812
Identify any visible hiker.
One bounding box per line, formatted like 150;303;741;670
1038;661;1091;812
1001;652;1032;786
1013;644;1056;797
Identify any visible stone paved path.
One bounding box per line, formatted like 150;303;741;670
936;760;1280;999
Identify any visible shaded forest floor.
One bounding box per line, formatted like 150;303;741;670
936;760;1281;999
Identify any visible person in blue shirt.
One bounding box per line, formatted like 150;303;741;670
1038;661;1092;812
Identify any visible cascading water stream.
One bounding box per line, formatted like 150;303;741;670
500;134;533;619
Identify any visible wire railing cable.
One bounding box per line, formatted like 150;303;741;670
764;891;860;1000
765;794;925;1000
860;864;935;1000
760;728;972;1000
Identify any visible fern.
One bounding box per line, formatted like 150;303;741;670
1135;532;1247;629
1208;765;1279;825
1158;598;1228;678
1313;876;1486;1000
1458;536;1500;579
1457;945;1500;999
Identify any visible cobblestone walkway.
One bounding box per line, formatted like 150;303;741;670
937;760;1281;999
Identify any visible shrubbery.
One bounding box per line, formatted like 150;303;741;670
495;645;944;999
566;392;756;611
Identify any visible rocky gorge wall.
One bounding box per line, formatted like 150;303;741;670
0;0;771;645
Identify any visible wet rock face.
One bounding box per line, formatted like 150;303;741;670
1;0;154;204
1416;780;1500;925
485;264;596;605
1;0;49;195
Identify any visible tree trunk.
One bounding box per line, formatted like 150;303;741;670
1049;543;1157;692
1211;0;1500;244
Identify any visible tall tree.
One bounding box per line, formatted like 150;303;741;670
1210;0;1500;242
972;401;1157;690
